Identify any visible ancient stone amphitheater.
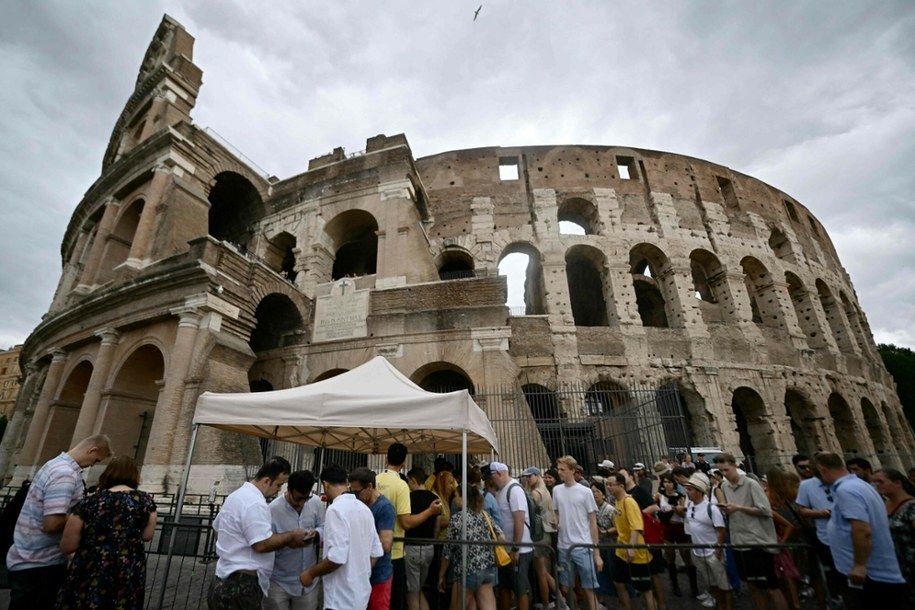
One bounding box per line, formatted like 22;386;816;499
2;15;910;491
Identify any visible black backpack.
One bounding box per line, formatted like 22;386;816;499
508;482;545;541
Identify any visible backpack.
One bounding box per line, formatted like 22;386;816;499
508;482;545;541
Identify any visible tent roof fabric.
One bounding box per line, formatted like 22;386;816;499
193;356;499;454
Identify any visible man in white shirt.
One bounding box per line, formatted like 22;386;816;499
683;473;732;610
266;470;324;610
552;455;602;610
208;457;309;610
489;461;532;610
300;464;383;610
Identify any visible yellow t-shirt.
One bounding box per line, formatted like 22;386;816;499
614;495;652;564
376;469;412;560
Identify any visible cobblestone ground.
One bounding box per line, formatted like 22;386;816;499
0;559;822;609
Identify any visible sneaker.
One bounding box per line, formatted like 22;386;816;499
696;591;712;602
701;597;717;608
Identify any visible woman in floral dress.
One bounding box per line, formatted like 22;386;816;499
438;484;501;610
57;456;157;609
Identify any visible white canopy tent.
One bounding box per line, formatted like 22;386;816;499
189;355;499;455
164;357;500;608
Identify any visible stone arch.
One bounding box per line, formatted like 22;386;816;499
657;380;694;454
324;209;379;280
740;256;777;327
498;242;547;315
565;244;611;327
558;197;600;235
629;243;673;328
827;392;861;455
840;292;868;354
437;247;475;281
37;360;94;464
882;401;911;465
96;198;144;283
264;231;298;282
249;378;274;392
249;293;305;353
313;369;348;382
101;343;165;462
731;386;777;471
522;383;559;421
785;272;827;347
585;380;630;416
208;171;265;246
689;249;731;324
784;388;818;456
411;362;475;395
768;227;793;261
816;280;856;352
860;397;890;457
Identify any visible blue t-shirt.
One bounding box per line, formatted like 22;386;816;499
826;474;905;584
369;494;395;584
796;477;833;544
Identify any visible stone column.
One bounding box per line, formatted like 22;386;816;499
125;164;172;267
77;197;121;289
17;350;68;467
143;309;201;466
70;329;120;444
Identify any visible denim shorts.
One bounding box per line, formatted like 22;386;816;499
462;566;496;591
559;547;599;590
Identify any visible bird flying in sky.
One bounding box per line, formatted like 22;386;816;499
474;5;482;21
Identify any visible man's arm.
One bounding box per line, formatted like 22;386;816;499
399;499;442;530
588;510;603;571
379;528;394;553
42;514;68;534
300;557;342;587
847;519;872;584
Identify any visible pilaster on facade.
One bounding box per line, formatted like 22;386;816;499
77;197;121;289
125;163;174;268
16;348;69;468
69;329;120;445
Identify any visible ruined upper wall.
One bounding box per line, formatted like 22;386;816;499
416;145;838;263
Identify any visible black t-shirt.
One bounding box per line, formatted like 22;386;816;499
405;489;438;539
629;484;654;511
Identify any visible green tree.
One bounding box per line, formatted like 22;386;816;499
878;344;915;429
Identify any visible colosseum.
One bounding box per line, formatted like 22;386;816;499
1;15;911;492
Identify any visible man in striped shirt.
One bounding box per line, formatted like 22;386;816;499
6;434;111;610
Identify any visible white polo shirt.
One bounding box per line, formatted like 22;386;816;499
323;493;383;610
213;482;275;594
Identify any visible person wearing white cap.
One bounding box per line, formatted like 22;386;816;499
598;460;615;472
488;462;533;610
683;473;732;609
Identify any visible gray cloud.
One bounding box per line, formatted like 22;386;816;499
1;1;913;349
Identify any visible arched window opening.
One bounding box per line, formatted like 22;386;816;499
39;361;94;464
741;257;774;326
313;369;348;382
860;398;888;456
731;387;776;472
882;402;910;464
827;392;859;454
785;273;824;345
325;210;379;280
265;232;298;282
841;292;867;353
208;172;264;247
101;345;165;463
413;363;475;395
249;379;274;392
558;197;599;235
97;199;144;283
817;280;856;352
499;243;546;315
689;249;723;303
658;382;693;452
566;245;609;327
768;228;792;261
630;245;673;329
785;389;817;455
249;294;304;353
585;381;629;416
522;384;560;421
438;249;475;281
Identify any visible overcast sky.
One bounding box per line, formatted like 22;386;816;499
1;1;913;352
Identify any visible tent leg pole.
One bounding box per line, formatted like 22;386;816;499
461;430;468;610
158;423;199;610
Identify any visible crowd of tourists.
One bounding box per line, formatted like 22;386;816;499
2;435;914;610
